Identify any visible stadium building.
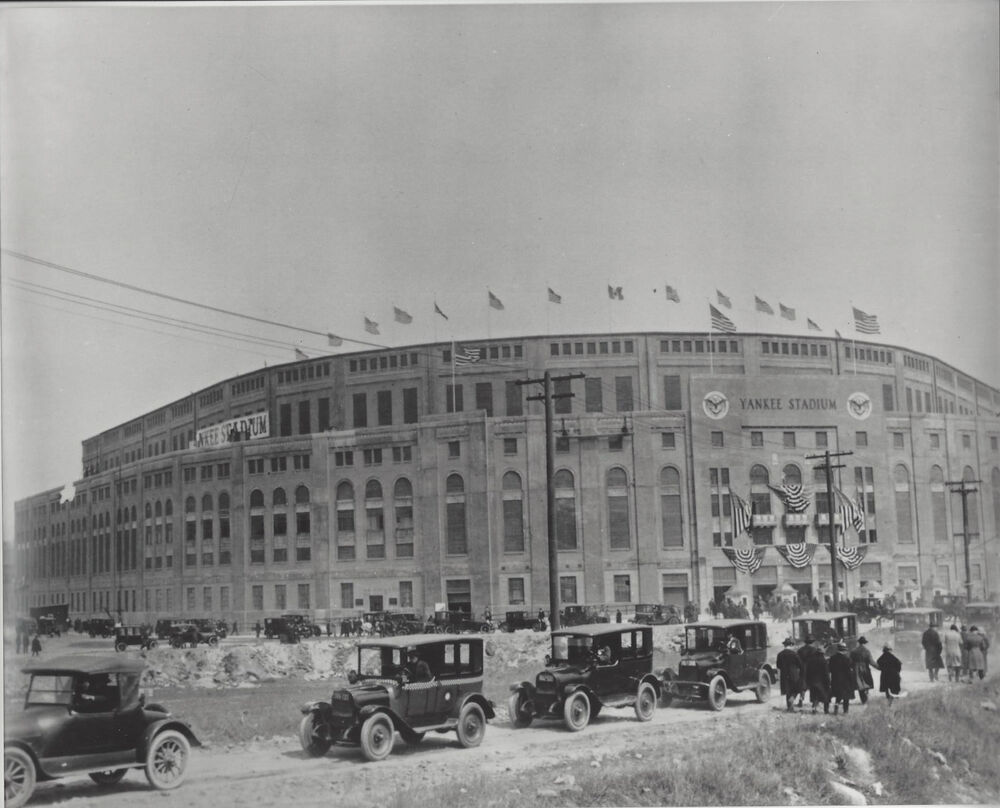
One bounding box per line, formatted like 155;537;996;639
12;331;1000;625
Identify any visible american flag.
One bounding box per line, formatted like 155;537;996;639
547;288;562;304
716;289;732;308
768;483;809;513
730;492;753;537
853;306;880;334
453;344;482;365
835;488;866;534
393;306;413;325
780;303;795;321
665;285;680;303
488;291;505;310
710;304;736;333
364;317;380;335
755;296;774;315
807;318;821;331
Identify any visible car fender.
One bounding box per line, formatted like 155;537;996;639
357;704;399;728
758;663;777;684
509;681;537;699
3;740;49;782
639;673;662;696
138;719;202;761
705;668;735;689
561;683;598;705
460;693;496;721
300;700;333;720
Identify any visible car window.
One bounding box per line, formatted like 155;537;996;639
551;635;593;663
686;626;726;651
27;674;74;706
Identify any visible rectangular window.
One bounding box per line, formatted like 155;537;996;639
615;376;633;412
711;431;724;448
186;587;196;611
399;581;413;608
363;448;383;466
815;431;828;448
505;381;523;416
663;375;682;410
353;393;367;428
930;433;940;449
252;585;264;611
560;576;578;605
279;403;292;437
446;384;463;413
475;382;493;416
554;378;572;415
613;574;632;603
335;451;354;467
585;378;603;413
502;498;524;553
556;436;570;453
661;432;676;449
783;431;796;449
203;586;212;612
298;400;311;434
507;577;525;605
448;441;461;459
503;438;518;455
446;501;467;554
893;432;904;449
377;390;392;426
274;585;286;611
402;387;418;424
962;434;971;449
297;584;310;610
856;431;868;448
339;583;354;610
751;431;763;447
318;397;331;431
882;384;895;412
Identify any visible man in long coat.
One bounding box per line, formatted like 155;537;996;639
776;637;803;712
966;625;990;681
921;624;944;681
828;643;855;714
877;644;903;703
849;636;878;704
943;624;963;682
801;637;831;713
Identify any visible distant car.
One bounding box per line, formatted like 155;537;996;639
298;634;495;762
167;623;219;649
964;602;1000;632
3;654;200;808
632;603;683;625
154;619;181;639
498;611;545;632
113;626;158;652
264;614;321;641
425;610;492;634
508;623;661;732
661;619;775;711
789;612;858;656
560;605;610;627
86;619;115;639
891;607;944;659
381;613;425;636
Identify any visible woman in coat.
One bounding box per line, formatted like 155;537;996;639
849;636;879;704
943;624;963;682
966;626;990;681
877;644;903;703
828;643;855;714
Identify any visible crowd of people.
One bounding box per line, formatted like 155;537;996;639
921;623;990;683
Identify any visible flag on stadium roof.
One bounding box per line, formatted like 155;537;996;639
755;296;774;315
394;306;413;324
665;285;680;302
608;285;624;300
294;348;308;359
364;317;380;335
453;344;482;365
780;303;795;320
716;289;732;308
327;333;343;346
548;288;562;304
710;303;736;333
853;307;880;334
807;318;821;331
488;291;504;310
434;302;448;320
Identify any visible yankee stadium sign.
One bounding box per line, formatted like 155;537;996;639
738;396;838;411
193;412;270;448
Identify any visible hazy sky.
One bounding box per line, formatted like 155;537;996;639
2;1;998;538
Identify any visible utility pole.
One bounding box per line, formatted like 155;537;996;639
806;449;853;607
945;479;981;600
517;371;585;631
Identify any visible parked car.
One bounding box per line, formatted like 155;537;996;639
3;654;200;808
963;602;1000;632
661;619;775;711
560;605;610;627
35;616;62;638
167;623;219;648
86;619;115;638
508;623;661;732
264;614;321;640
789;612;858;655
424;610;492;634
498;611;545;632
298;634;495;762
633;603;683;625
113;626;158;652
890;607;944;660
381;613;425;635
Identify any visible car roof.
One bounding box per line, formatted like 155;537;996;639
793;611;857;621
685;619;766;629
357;633;478;648
23;654;146;676
965;602;1000;608
893;607;942;615
552;622;646;636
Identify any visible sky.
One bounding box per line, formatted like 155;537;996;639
2;1;998;541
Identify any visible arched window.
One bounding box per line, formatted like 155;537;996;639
249;489;265;547
249;489;264;509
201;493;213;512
154;500;163;518
218;492;230;513
894;464;913;544
145;503;153;520
445;473;467;555
607;467;630;550
930;465;947;542
273;487;287;508
502;471;524;553
365;480;385;559
296;485;310;505
185;496;196;514
554;469;577;550
782;464;802;486
164;500;172;517
749;464;773;546
659;467;682;548
394;478;414;557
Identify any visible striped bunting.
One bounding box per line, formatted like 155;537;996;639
722;546;766;575
768;483;810;514
836;545;868;570
776;543;817;569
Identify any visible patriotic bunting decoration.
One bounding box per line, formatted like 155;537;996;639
722;546;766;575
776;543;817;569
836;544;869;570
768;483;810;513
453;344;482;365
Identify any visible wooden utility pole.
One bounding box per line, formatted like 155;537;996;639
517;371;585;631
806;449;853;607
945;479;981;600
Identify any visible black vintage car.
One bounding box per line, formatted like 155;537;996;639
85;619;115;639
264;614;321;641
508;623;661;732
167;623;219;648
424;610;492;634
561;605;610;627
498;611;545;632
114;626;158;652
3;654;200;808
633;603;683;625
789;612;858;656
298;634;495;762
662;619;775;711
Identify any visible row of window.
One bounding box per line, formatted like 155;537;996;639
246;454;311;474
663;338;740;355
349;352;421;373
551;339;635;356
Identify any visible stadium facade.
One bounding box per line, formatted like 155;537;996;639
12;331;1000;625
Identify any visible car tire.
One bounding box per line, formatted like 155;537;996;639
499;622;510;633
707;675;728;712
667;616;682;625
115;641;127;652
456;702;486;748
146;639;158;650
507;692;533;728
89;769;128;785
479;624;492;634
299;713;332;757
208;636;219;647
754;669;772;703
359;714;394;762
4;747;36;808
144;729;190;790
563;691;590;732
634;682;657;722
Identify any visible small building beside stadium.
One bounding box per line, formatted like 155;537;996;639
12;331;1000;625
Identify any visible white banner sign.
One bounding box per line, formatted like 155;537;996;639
193;412;269;448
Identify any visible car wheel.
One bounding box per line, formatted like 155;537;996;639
563;691;590;732
299;713;332;757
4;747;36;808
667;616;682;625
456;702;486;748
208;636;219;647
707;675;728;711
755;669;772;703
144;729;191;790
115;640;127;652
479;624;492;634
499;622;510;632
359;714;394;761
634;682;657;722
507;692;533;728
146;639;158;650
89;769;128;785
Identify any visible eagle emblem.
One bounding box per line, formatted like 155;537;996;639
847;392;872;420
702;391;729;420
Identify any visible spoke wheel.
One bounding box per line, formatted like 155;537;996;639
5;747;36;808
707;675;728;712
115;641;127;652
755;670;772;703
634;682;657;722
90;769;128;785
507;692;533;728
456;703;486;748
562;691;591;732
360;714;394;761
299;713;332;757
144;729;190;790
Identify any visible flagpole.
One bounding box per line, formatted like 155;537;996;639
707;298;714;375
848;302;857;375
451;339;456;412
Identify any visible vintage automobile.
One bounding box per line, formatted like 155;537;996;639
963;602;1000;632
3;654;200;808
381;612;425;636
508;623;662;732
425;610;492;634
498;611;546;632
633;603;683;625
661;619;775;711
167;623;219;648
561;605;611;627
114;626;158;652
789;612;858;655
85;618;115;639
263;614;320;641
298;634;495;762
890;607;944;659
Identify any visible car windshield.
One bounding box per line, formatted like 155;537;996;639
550;634;595;663
26;674;75;706
357;645;403;678
685;626;728;651
894;613;933;631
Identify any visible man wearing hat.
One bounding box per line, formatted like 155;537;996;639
795;634;818;709
776;637;803;712
876;643;902;703
800;635;831;713
401;647;432;683
849;636;878;704
828;642;855;714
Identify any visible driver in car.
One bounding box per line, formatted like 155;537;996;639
401;648;432;683
75;675;113;711
726;635;744;654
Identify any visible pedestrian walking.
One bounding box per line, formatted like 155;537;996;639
615;609;622;623
776;637;803;711
921;624;944;682
803;641;831;713
232;621;238;636
943;624;963;682
828;643;855;714
966;625;989;681
254;621;262;638
849;636;878;704
877;644;902;703
31;635;42;656
959;625;971;682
